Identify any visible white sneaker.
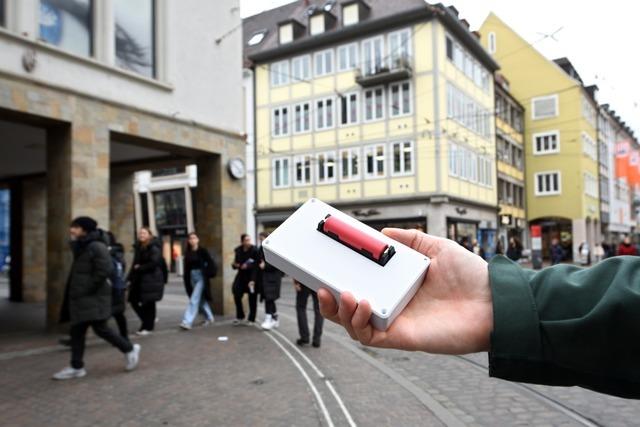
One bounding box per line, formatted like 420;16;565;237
52;366;87;380
136;330;152;336
272;315;280;329
125;344;141;371
202;319;214;327
179;322;191;330
232;319;241;326
261;314;273;330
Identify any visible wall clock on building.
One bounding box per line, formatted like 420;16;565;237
227;157;246;180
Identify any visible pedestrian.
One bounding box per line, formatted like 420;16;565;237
593;242;605;263
495;238;504;256
471;239;485;259
106;231;129;339
506;237;522;262
294;279;323;348
128;227;165;336
257;232;284;330
601;242;612;259
179;232;216;330
617;236;638;256
232;233;259;325
318;227;640;399
578;241;591;266
550;238;564;265
53;217;140;380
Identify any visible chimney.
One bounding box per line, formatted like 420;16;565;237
471;30;481;40
459;19;470;30
447;5;459;17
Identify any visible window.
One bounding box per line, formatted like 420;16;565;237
389;81;411;117
364;87;385;121
488;32;496;54
340;147;360;181
582;132;597;160
448;141;488;185
533;131;559;155
343;3;359;26
294;154;313;186
315;97;334;130
535;171;561;196
337;43;358;71
115;0;155;77
291;55;311;81
316;152;336;184
449;142;459;177
272;157;291;188
392;141;414;176
478;157;493;186
446;84;491;137
310;14;325;35
446;35;489;92
39;0;93;57
364;144;386;178
271;60;290;86
340;92;359;125
532;94;559;120
294;102;311;133
153;189;187;228
362;36;384;76
279;23;293;44
272;106;290;137
388;28;411;69
314;49;334;76
584;172;598;198
582;95;597;128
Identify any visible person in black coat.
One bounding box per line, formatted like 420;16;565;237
179;232;216;330
256;232;284;330
232;233;259;324
506;237;523;262
127;227;165;335
53;217;139;380
105;231;128;339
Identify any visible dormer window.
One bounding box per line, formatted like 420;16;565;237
279;23;293;44
341;0;370;27
310;14;325;35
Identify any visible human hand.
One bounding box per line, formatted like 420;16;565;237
260;261;266;270
294;282;302;292
318;228;493;355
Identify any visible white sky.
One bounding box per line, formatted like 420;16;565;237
240;0;640;134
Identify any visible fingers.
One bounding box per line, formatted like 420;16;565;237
338;292;359;340
382;228;443;257
351;299;375;345
317;288;339;323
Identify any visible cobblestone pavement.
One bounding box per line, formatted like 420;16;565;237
1;277;639;426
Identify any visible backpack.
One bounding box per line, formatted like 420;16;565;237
108;243;127;290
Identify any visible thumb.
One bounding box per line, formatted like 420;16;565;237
382;228;443;257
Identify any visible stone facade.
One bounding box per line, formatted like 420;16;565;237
21;177;46;303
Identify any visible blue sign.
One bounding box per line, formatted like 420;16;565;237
39;2;63;45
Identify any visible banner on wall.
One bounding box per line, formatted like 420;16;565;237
616;141;631;181
629;150;640;187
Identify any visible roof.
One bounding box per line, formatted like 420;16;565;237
242;0;499;71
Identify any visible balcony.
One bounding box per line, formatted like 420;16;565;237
355;56;413;87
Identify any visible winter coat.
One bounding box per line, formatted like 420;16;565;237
550;244;565;264
256;246;283;301
109;242;127;314
128;238;165;303
506;244;522;262
183;247;216;302
232;245;258;295
59;231;113;325
617;243;638;256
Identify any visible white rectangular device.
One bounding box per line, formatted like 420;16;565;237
262;198;430;331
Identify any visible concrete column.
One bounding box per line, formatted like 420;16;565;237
22;177;46;303
195;154;245;316
427;203;447;238
572;218;587;262
110;169;136;268
46;123;110;329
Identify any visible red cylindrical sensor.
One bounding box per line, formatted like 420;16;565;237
318;214;395;266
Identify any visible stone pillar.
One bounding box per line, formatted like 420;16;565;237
46;123;110;329
427;203;447;238
572;218;587;263
22;177;47;303
110;168;136;268
195;154;245;316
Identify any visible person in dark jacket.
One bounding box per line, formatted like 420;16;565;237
257;232;284;330
105;231;128;339
232;233;259;324
506;237;522;262
179;232;216;330
617;236;638;256
295;279;324;348
53;217;140;380
549;238;564;265
128;227;165;336
318;227;640;399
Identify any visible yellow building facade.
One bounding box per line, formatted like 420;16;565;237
480;13;600;260
245;1;499;250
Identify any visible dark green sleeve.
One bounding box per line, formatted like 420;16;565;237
488;255;640;399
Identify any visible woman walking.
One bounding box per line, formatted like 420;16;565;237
180;232;216;330
128;227;165;336
257;232;284;330
232;234;259;325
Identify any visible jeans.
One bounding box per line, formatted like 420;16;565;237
182;270;214;326
296;286;323;343
131;301;156;331
70;320;133;369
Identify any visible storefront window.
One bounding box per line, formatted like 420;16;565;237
39;0;93;57
0;0;6;27
115;0;155;78
153;189;186;229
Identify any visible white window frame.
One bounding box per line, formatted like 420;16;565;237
293;154;313;187
532;130;560;155
448;142;459;177
339;147;361;182
270;60;290;87
316;151;337;185
584;172;598;198
361;35;385;76
315;97;335;131
389;81;412;117
391;141;414;176
291;55;311;81
581;131;597;160
337;42;359;72
340;92;360;126
271;106;290;137
531;94;559;120
314;49;334;77
388;28;412;68
364;143;386;179
363;86;385;122
488;32;496;54
342;3;359;26
272;157;291;189
534;171;562;196
293;102;311;134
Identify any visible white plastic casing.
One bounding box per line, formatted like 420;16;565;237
262;198;430;331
